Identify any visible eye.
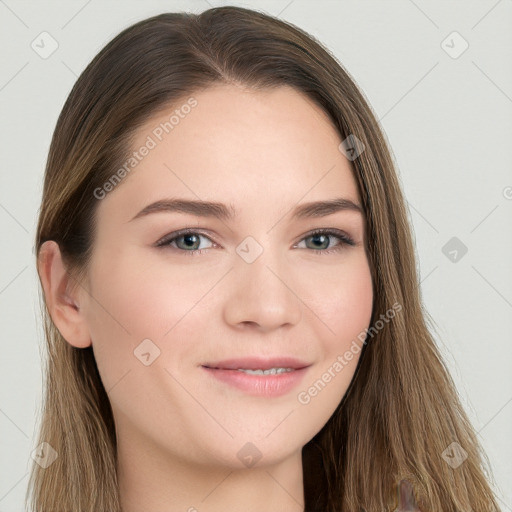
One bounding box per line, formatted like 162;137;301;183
294;228;356;255
155;228;356;256
155;229;215;256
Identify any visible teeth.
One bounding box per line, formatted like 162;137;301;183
237;367;294;375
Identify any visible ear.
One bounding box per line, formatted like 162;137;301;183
37;240;92;348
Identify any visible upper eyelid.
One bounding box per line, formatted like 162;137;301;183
156;228;218;247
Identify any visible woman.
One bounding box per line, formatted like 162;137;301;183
29;5;501;511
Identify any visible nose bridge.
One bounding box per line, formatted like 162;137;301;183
222;232;303;330
236;232;291;297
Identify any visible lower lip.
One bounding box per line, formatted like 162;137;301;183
201;366;309;397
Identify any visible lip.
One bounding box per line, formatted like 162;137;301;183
201;357;312;398
201;356;311;371
202;366;310;397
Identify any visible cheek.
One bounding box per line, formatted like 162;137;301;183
292;260;372;436
84;257;163;390
307;256;374;346
85;252;219;388
88;253;198;338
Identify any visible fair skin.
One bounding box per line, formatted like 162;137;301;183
38;84;373;512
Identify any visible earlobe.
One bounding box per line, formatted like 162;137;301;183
37;240;92;348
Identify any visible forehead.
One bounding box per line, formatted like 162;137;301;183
95;84;360;225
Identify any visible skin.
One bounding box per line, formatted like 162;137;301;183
38;83;374;512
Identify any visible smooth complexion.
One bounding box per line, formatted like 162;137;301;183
38;83;374;512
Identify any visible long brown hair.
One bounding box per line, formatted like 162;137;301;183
29;6;502;511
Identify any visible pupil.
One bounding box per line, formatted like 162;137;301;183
183;234;198;248
312;234;328;249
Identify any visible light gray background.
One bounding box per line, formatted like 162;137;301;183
1;0;511;510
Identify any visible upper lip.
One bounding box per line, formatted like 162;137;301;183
202;356;311;371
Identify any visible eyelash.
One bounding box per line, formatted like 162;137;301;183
155;228;356;256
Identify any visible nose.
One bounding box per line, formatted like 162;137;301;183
222;249;303;333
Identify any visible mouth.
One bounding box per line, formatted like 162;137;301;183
201;356;312;397
201;356;311;371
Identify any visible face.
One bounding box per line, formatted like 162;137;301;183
79;83;373;469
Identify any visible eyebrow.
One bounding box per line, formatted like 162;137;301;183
129;197;363;222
